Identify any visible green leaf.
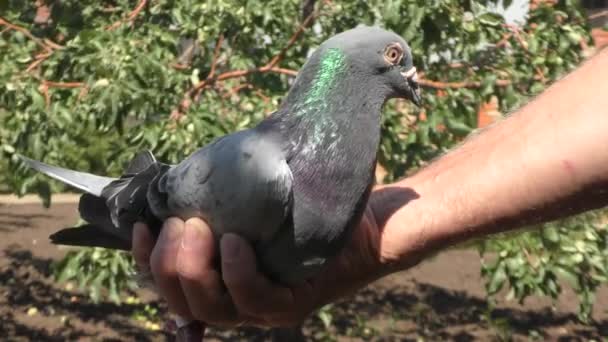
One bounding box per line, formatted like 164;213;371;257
488;264;507;294
471;2;487;15
481;74;497;96
478;13;503;27
542;227;560;243
571;253;584;264
555;266;578;286
445;117;472;136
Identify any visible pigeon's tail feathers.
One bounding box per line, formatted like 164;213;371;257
18;156;116;197
21;151;168;250
50;224;131;251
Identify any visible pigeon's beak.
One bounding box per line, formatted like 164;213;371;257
401;67;422;107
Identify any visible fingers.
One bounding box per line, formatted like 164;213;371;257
132;222;154;272
221;234;306;324
176;218;237;324
150;217;193;319
139;217;314;327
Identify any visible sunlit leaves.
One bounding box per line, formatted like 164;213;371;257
54;247;137;304
480;213;608;322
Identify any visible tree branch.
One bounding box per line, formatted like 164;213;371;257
0;16;63;52
43;81;86;88
418;73;543;90
35;81;87;108
25;51;53;72
106;0;148;30
221;83;271;104
38;83;50;109
169;65;300;120
168;1;544;119
0;16;66;74
207;35;224;79
417;78;511;89
267;67;298;77
0;16;51;51
0;16;88;108
170;4;320;120
589;9;608;20
503;24;546;82
265;10;316;69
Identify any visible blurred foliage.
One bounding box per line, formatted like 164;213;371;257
480;210;608;322
1;0;604;324
53;247;137;303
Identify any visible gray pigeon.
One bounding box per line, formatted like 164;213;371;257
20;26;421;285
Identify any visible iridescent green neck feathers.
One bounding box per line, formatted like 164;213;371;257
304;48;346;105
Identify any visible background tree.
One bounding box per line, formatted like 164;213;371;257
1;0;605;324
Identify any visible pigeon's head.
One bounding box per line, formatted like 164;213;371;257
320;26;422;106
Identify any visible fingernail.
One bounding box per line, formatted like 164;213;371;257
180;222;203;251
221;234;241;262
162;218;184;242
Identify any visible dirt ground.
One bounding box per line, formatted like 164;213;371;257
1;202;607;341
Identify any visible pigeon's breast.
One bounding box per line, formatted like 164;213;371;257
162;130;293;244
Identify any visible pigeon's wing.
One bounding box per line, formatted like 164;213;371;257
158;131;293;245
103;161;170;231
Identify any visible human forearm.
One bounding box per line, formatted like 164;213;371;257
372;48;608;270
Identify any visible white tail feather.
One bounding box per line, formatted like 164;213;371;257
19;155;116;196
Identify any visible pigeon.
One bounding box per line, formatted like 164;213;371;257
20;26;421;285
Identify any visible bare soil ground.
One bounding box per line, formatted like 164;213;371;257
1;202;607;341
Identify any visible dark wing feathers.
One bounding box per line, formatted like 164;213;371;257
78;193;114;230
50;224;131;250
124;150;157;175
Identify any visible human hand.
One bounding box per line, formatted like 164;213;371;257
131;189;427;327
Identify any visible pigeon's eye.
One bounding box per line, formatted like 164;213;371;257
384;44;403;65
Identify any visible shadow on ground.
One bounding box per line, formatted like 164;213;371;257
5;245;606;341
1;202;607;341
0;246;174;341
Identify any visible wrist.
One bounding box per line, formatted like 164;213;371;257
368;180;449;274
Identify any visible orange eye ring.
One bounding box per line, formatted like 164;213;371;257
384;43;403;65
